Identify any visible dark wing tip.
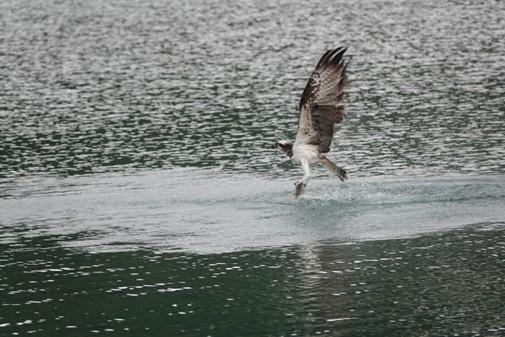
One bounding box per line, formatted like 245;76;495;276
316;46;348;68
341;54;352;75
298;46;351;109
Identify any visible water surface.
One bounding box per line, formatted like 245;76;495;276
1;0;505;336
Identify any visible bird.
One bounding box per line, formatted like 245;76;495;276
277;47;350;198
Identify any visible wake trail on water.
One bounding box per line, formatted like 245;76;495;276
1;169;505;254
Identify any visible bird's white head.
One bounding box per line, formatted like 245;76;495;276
276;140;293;159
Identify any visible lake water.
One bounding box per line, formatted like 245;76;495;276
1;0;505;336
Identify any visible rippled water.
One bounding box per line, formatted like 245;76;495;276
1;0;505;336
1;222;505;336
1;0;505;178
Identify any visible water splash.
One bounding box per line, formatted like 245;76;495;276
2;169;504;254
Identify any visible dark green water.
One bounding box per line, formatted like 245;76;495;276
1;225;504;336
1;0;505;336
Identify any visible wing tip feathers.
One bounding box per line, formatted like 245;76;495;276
317;46;348;69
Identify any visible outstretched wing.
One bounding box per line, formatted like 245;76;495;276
295;47;350;153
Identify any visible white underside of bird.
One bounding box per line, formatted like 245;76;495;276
292;142;318;180
291;142;346;197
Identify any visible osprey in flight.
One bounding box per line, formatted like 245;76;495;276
277;47;350;197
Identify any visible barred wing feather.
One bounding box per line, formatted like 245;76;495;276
296;47;350;153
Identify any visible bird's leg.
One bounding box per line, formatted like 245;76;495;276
318;154;347;182
295;159;310;198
